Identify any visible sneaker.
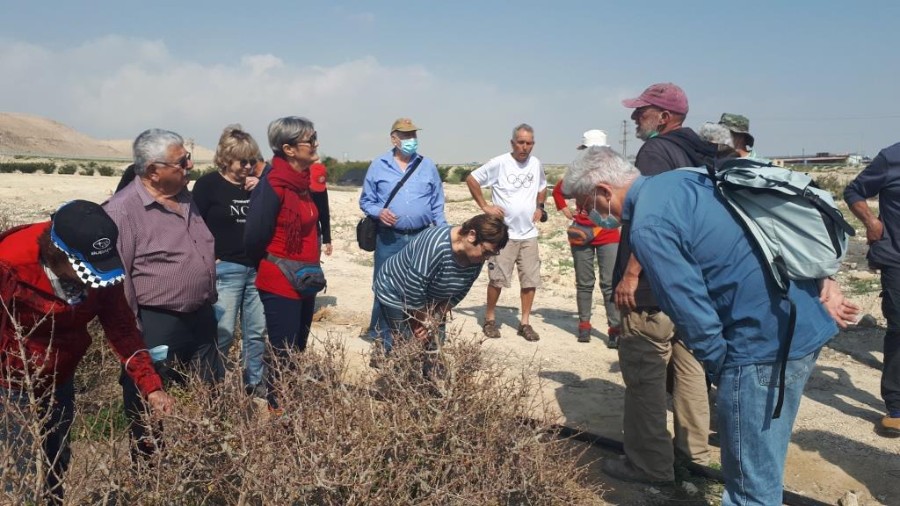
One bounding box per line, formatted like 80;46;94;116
482;320;501;339
879;414;900;437
577;322;591;343
600;456;672;484
517;323;540;342
607;326;621;349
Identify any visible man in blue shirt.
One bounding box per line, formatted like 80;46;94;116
359;118;447;355
844;141;900;436
563;146;858;505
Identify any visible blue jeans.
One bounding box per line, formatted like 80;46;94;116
259;290;316;407
716;350;819;506
380;304;445;377
0;381;74;504
213;261;266;389
369;226;425;351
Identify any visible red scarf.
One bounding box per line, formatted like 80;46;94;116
268;156;316;256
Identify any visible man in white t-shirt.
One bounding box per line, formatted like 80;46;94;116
466;123;547;341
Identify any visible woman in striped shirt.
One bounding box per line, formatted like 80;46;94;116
374;214;508;358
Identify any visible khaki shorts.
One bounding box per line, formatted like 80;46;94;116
487;238;542;289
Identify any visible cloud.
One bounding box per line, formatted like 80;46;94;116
0;35;636;163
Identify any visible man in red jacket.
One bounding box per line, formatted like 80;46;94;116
0;200;173;504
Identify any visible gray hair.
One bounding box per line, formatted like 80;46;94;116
268;116;315;157
133;129;184;176
511;123;534;140
698;122;734;148
562;146;640;197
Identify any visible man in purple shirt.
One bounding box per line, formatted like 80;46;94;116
103;128;219;459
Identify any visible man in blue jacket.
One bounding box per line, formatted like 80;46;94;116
844;142;900;437
563;146;858;505
359;118;447;356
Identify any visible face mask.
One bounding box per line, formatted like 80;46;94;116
588;193;620;229
399;138;418;157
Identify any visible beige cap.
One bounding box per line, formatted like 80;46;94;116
390;118;420;133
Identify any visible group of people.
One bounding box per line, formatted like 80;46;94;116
0;81;895;505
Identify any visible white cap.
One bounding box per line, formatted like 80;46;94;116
578;129;608;149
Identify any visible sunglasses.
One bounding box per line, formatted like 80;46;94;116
295;132;318;146
238;158;260;167
152;152;192;170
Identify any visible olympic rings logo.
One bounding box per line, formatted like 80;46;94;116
506;173;534;188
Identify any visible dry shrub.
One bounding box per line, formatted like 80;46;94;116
6;328;602;505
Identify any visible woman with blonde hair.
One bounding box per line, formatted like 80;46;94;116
192;124;267;396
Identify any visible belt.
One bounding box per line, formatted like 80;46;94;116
391;226;428;235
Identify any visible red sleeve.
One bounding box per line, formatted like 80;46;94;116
96;284;163;395
552;180;568;211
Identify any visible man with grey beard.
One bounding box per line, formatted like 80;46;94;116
602;83;718;484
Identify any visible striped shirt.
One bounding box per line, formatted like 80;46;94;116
374;226;483;310
103;179;217;315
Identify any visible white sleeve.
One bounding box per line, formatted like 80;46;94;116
470;157;500;187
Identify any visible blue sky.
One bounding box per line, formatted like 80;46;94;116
1;1;897;164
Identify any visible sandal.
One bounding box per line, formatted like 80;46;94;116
517;324;540;342
482;320;501;339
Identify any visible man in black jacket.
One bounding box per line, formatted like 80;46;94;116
602;82;718;484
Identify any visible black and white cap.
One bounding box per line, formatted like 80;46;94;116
50;200;125;288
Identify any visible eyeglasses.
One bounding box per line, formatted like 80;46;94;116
238;158;259;167
480;243;500;257
295;132;318;146
152;152;192;170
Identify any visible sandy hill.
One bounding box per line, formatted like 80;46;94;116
0;112;215;161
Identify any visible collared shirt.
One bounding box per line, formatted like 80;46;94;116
624;171;836;378
103;178;217;315
359;150;447;231
844;142;900;269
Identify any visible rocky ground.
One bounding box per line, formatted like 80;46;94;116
2;172;898;505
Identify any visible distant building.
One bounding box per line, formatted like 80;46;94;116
770;152;869;167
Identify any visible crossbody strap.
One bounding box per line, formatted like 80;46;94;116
383;155;424;209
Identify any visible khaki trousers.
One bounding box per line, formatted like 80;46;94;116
618;308;710;481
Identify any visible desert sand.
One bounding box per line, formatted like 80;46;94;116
0;170;897;505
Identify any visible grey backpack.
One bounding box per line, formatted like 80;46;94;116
685;158;856;418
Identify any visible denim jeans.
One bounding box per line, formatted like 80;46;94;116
259;290;316;407
571;242;621;329
880;266;900;413
213;261;267;389
369;226;425;351
380;304;445;377
716;350;819;506
0;380;74;505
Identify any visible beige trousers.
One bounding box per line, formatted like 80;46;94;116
618;308;710;481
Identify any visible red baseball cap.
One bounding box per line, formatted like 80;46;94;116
310;162;327;192
622;82;689;115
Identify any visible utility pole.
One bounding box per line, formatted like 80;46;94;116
620;120;628;158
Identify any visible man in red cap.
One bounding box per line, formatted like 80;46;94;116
0;200;174;504
309;162;332;256
603;83;718;484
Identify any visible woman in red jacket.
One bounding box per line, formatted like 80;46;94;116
554;130;622;346
251;117;322;407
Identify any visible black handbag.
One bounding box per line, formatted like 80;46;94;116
356;156;424;252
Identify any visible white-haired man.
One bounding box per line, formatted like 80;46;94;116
562;145;857;505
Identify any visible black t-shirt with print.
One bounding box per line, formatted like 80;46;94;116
192;171;253;266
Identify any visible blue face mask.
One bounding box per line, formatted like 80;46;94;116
399;138;418;157
588;194;620;229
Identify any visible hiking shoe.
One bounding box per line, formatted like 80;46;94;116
482;320;501;339
607;326;621;349
577;323;591;343
879;415;900;437
517;324;540;342
600;456;672;485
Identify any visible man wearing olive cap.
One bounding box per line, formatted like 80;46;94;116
719;113;757;158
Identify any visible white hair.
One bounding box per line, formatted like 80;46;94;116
562;146;640;197
698;122;734;148
133;129;184;176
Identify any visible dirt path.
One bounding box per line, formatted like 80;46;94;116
3;173;899;505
